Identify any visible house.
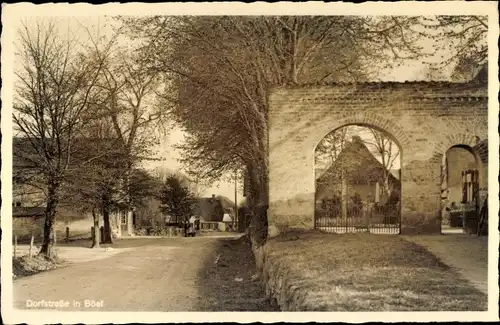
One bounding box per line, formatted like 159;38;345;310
192;195;235;222
134;197;164;226
315;135;401;210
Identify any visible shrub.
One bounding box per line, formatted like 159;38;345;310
134;227;148;236
150;225;169;236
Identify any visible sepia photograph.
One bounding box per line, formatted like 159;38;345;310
1;2;498;323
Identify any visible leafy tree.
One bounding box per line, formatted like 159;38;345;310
158;174;196;223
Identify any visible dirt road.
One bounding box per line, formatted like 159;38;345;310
13;235;276;311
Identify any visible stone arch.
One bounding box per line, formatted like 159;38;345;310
304;113;410;201
310;113;411;155
432;133;482;160
430;133;485;188
313;116;405;234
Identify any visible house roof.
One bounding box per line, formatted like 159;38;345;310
12;206;45;218
472;62;488;83
316;136;400;196
218;196;236;210
389;169;401;180
192;196;235;222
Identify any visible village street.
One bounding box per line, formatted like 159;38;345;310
14;235;275;312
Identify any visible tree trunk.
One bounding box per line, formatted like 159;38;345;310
91;208;101;248
102;205;113;244
247;160;269;247
123;160;135;236
127;210;134;236
39;180;59;256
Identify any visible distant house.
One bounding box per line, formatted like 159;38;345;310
316;136;400;208
134;197;164;227
192;195;235;222
12;206;45;218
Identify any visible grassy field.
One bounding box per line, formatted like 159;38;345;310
264;230;487;311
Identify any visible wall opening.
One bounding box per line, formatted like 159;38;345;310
441;145;481;234
314;124;401;234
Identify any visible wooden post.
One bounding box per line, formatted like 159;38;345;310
29;235;34;259
65;227;70;242
14;236;18;258
53;230;57;257
234;169;238;232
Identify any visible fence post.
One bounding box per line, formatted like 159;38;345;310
65;227;70;242
53;231;57;257
29;235;34;259
14;236;18;258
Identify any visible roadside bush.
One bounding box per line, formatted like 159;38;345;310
134;227;148;236
13;254;66;279
150;226;168;236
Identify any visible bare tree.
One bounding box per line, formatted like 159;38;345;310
90;42;165;242
60;117;125;248
364;129;400;199
420;15;487;81
315;128;351;171
13;20;112;255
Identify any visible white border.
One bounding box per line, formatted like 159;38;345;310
2;1;499;323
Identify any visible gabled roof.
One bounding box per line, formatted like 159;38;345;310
473;62;488;83
218;196;236;210
316;136;400;192
192;196;235;222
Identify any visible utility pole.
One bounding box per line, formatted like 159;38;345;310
234;169;238;232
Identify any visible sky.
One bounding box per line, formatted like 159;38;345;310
10;15;462;202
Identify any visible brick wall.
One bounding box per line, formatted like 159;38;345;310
268;81;488;235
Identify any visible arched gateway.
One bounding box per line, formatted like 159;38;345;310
267;80;488;236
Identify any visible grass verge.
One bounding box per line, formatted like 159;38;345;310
13;254;67;279
264;230;487;311
196;236;279;311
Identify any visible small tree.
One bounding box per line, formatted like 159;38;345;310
158;174;196;223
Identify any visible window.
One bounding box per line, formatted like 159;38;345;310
120;213;127;225
462;169;479;204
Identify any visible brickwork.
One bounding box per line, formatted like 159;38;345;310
268;81;488;236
